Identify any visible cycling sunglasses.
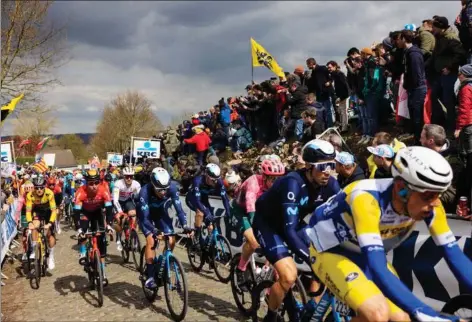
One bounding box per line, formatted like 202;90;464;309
124;175;133;179
312;161;336;172
87;180;100;186
34;186;45;190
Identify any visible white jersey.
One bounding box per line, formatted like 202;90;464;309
113;179;141;212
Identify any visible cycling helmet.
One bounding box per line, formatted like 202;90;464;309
105;173;113;182
225;171;241;185
75;173;83;181
302;139;336;164
205;163;221;179
392;146;452;193
32;176;46;187
150;167;171;190
261;159;285;176
122;167;135;176
84;169;100;181
404;23;416;31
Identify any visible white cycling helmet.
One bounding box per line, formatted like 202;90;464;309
150;167;170;190
75;173;83;181
225;171;241;185
122;167;135;176
392;146;452;193
205;163;221;179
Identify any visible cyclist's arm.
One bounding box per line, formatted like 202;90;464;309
112;185;123;213
351;192;441;319
25;192;33;223
101;187;113;225
426;206;472;292
218;179;231;217
73;189;84;224
282;178;310;263
137;189;156;236
191;178;212;218
244;179;258;216
169;183;187;227
48;191;58;223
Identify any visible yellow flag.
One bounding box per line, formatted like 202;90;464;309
250;38;285;78
1;93;24;125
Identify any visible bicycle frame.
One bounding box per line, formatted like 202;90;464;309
154;234;182;285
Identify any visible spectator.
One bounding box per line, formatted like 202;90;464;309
367;144;395;179
344;47;361;95
286;79;308;141
418;20;436;59
293;65;306;86
334;152;365;188
398;30;427;144
163;127;180;155
455;64;472;208
306;57;335;127
231;119;253;155
456;0;472;60
301;108;321;144
366;132;406;178
218;97;232;139
191;114;200;126
211;123;228;152
427;16;467;131
327;60;350;132
326;133;343;153
184;125;211;166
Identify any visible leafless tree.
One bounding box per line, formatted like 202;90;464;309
1;0;67;107
91;90;163;158
12;105;57;137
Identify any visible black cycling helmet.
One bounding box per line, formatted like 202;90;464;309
302;139;336;164
32;176;46;187
84;169;100;181
104;173;113;183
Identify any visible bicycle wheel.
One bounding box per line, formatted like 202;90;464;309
186;235;205;272
139;246;157;302
29;244;42;290
211;235;233;283
94;250;104;307
130;229;141;271
230;253;255;317
68;203;75;229
41;234;48;276
120;230;130;263
251;280;274;322
442;295;472;320
164;254;188;321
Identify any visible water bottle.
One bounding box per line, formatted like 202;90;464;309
301;299;317;321
261;265;271;280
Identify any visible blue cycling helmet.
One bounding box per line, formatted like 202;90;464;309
302;139;336;164
404;23;416;31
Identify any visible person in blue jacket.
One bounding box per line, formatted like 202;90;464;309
137;167;191;289
185;163;231;249
218;98;231;139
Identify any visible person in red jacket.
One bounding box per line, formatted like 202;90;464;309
455;64;472;212
184;125;211;166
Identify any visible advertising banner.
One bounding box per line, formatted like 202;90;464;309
107;152;123;166
1;141;14;164
43;153;56;167
132;139;160;159
165;195;471;311
0;200;18;263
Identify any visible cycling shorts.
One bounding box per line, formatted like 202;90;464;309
32;210;55;234
54;194;63;208
139;205;175;237
185;196;214;225
229;200;254;233
308;245;402;314
79;210;105;233
119;200;136;213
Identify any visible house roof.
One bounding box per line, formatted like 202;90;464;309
42;149;78;168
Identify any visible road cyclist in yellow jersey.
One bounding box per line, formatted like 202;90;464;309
25;175;58;270
306;146;472;322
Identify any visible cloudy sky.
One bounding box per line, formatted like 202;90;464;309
3;1;461;135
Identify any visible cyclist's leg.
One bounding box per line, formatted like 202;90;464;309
309;246;390;322
143;214;158;286
186;197;205;245
93;211;107;278
45;213;56;269
159;205;176;250
238;217;259;272
78;212;90;259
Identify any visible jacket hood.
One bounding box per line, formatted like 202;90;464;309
405;45;422;55
443;27;460;41
167;129;176;135
439;139;451;157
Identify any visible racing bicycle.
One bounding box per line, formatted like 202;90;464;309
117;212;141;270
24;220;50;290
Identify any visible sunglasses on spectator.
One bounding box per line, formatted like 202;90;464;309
312;161;336;173
87;180;100;186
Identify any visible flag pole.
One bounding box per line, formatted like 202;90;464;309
250;39;254;84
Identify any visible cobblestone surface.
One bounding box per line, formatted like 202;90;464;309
1;227;246;321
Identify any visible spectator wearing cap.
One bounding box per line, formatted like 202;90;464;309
426;16;467;132
305;57;335;127
456;64;472;207
286;79;308;141
184;125;211;166
335;152;365;188
231;119;253;155
366;131;406;178
367;144;395;179
397;30;427;144
327;61;350;132
418;20;436;59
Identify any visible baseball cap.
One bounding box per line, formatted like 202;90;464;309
367;144;395;158
433;16;449;29
334;152;355;165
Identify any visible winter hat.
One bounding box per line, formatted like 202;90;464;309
433;16;449;29
459;64;472;77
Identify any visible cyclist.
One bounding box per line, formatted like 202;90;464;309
306;146;472;322
112;166;141;252
74;169;114;284
47;176;63;234
233;157;286;288
137;167;191;289
253;139;340;322
185;163;231;249
25;176;58;270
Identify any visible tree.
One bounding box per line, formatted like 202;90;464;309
56;134;89;163
91;90;164;158
12;105;56;137
1;0;67;106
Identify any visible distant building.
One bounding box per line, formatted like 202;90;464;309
41;148;78;169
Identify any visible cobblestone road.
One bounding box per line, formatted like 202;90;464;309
1;226;245;321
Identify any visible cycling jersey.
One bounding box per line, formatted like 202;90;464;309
185;175;231;224
25;188;57;223
306;178;472;319
234;174;265;214
112;179;141;213
254;169;340;263
137;181;187;236
74;185;112;215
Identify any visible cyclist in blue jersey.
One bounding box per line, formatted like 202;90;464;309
185;163;231;249
253;139;340;322
137;167;191;289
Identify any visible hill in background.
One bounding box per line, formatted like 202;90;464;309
1;133;95;144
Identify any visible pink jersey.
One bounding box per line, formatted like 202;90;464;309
234;174;265;213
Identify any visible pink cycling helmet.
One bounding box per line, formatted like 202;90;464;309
261;159;285;176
